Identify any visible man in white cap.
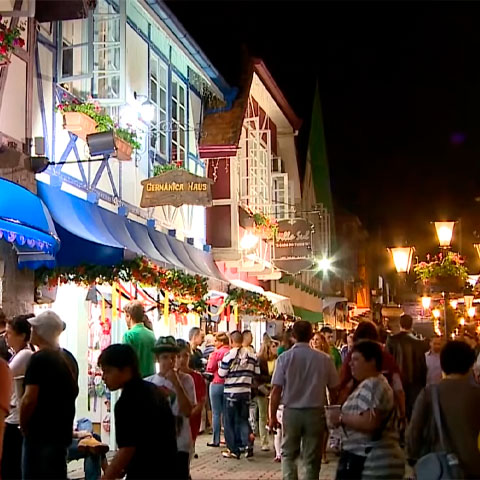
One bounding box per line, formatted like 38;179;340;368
20;310;79;479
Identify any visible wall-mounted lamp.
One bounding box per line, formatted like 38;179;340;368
134;91;155;123
86;131;116;157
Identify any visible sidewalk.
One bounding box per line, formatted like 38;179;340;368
67;432;339;479
191;433;338;480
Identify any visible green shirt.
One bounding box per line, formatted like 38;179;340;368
122;323;156;377
330;345;342;371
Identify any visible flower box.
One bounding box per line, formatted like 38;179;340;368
422;276;465;294
114;135;133;161
62;111;97;141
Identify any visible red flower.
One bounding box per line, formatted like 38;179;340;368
17;38;24;48
0;45;7;56
0;32;5;42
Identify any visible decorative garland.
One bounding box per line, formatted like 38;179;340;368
243;205;278;240
35;257;208;302
225;288;275;317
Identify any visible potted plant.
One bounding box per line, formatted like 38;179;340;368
113;126;141;161
153;162;185;176
56;98;114;141
0;18;25;66
414;252;468;293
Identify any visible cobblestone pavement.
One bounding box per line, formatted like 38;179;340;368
191;433;338;480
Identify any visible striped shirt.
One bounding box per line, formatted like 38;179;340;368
218;347;260;395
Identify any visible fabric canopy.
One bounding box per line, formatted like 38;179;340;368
293;306;323;323
0;178;59;269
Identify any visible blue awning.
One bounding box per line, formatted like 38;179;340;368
183;242;225;281
0;178;59;269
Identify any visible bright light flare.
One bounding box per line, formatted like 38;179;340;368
459;317;466;326
317;258;332;272
432;309;441;319
450;299;458;309
468;307;476;318
421;296;432;310
240;232;259;251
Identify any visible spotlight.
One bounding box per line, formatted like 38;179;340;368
86;131;116;157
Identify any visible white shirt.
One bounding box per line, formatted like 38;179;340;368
145;371;196;453
7;348;33;424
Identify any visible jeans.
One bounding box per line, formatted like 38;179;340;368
2;422;23;480
282;407;326;480
67;434;104;480
223;393;250;456
251;396;269;448
22;438;68;480
210;383;224;445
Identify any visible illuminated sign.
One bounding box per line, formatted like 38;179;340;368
140;169;213;208
273;218;314;274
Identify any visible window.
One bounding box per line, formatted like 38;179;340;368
92;0;125;103
149;54;168;159
57;0;125;104
171;76;187;165
272;173;289;220
239;126;272;212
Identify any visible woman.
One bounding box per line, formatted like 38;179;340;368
176;339;206;456
2;314;34;479
338;321;406;422
311;331;334;463
311;331;330;354
205;332;230;447
333;341;405;479
407;341;480;479
252;336;278;452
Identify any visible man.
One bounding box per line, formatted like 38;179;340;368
320;326;342;370
386;314;427;419
425;335;443;385
20;311;79;479
0;309;11;361
218;331;260;459
189;327;205;372
99;344;177;480
269;321;339;480
0;358;11;468
122;301;156;378
146;336;196;479
242;329;255;353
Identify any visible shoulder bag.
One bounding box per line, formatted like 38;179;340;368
414;385;464;480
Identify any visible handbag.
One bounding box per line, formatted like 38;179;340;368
336;450;366;480
414;385;464;480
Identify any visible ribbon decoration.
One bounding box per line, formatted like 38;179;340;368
164;291;169;326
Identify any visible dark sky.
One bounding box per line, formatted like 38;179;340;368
166;1;480;256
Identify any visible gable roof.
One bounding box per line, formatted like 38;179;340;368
200;58;301;150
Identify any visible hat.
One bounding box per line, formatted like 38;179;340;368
153;336;180;354
28;310;66;343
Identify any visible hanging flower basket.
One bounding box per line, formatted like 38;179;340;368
424;276;465;294
114;135;133;161
62;111;98;141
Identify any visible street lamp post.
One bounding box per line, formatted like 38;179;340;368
389;247;415;274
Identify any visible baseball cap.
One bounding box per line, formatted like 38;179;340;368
28;310;66;343
152;336;180;354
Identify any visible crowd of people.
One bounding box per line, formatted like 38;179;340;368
1;301;480;480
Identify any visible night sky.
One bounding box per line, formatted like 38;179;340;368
166;1;480;258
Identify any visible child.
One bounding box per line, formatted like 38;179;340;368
98;344;177;479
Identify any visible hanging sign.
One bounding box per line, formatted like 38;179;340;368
140;169;213;208
273;218;314;275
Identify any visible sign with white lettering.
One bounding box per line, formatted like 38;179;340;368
140;169;213;208
273;218;314;274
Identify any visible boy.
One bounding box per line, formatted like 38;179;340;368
99;344;177;479
146;336;196;480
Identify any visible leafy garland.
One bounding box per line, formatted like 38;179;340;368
414;252;469;282
0;18;25;63
35;257;208;302
153;162;185;177
225;288;275;316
